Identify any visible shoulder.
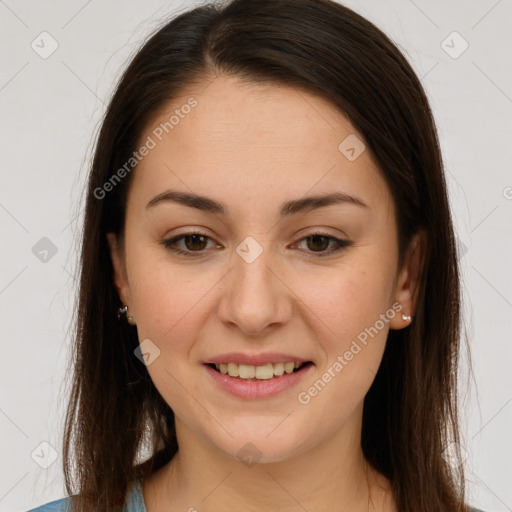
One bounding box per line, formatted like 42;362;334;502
25;480;146;512
23;494;484;512
25;496;71;512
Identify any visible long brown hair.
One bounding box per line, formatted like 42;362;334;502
63;0;470;510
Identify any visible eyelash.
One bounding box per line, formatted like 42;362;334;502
161;230;351;258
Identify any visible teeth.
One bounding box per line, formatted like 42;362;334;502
273;362;284;376
227;362;238;377
239;364;255;379
214;361;306;380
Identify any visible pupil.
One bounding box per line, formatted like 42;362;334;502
308;235;328;252
186;234;206;251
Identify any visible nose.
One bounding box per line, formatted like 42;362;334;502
216;243;292;337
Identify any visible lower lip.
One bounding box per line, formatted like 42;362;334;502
203;363;314;400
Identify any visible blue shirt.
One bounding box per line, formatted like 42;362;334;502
26;480;147;511
26;480;486;512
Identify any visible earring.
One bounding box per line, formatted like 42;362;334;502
402;314;412;321
117;305;136;325
117;306;128;319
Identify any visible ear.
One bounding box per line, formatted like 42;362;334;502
389;230;427;330
106;232;132;308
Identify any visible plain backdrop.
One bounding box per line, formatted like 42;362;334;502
0;1;511;511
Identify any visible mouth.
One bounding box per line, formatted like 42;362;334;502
205;361;314;381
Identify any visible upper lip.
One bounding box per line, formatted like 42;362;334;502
204;352;312;366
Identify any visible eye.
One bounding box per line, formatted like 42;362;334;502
161;231;351;257
294;233;351;257
161;231;218;257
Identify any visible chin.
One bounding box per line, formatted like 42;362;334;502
213;428;309;466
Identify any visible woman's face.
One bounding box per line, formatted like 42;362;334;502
108;75;421;463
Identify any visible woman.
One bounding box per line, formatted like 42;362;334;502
27;0;484;510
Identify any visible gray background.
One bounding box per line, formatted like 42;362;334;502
0;0;511;511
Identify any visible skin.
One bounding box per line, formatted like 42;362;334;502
108;74;425;512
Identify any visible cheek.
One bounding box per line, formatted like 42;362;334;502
291;253;396;383
295;254;396;337
130;261;212;347
126;256;215;412
293;273;392;427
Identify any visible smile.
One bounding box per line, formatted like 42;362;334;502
204;361;314;400
209;361;310;380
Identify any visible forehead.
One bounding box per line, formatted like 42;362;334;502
129;75;392;217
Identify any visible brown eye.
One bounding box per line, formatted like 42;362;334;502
182;234;208;251
306;235;331;252
295;233;351;257
162;231;350;258
162;231;216;256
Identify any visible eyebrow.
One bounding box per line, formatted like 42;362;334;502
145;189;368;216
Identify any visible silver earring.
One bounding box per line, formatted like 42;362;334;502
117;306;128;319
117;305;135;324
402;314;411;321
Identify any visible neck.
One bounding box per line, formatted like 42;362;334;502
144;405;395;512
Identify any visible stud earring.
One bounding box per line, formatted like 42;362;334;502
402;314;411;321
117;306;128;319
117;305;136;325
